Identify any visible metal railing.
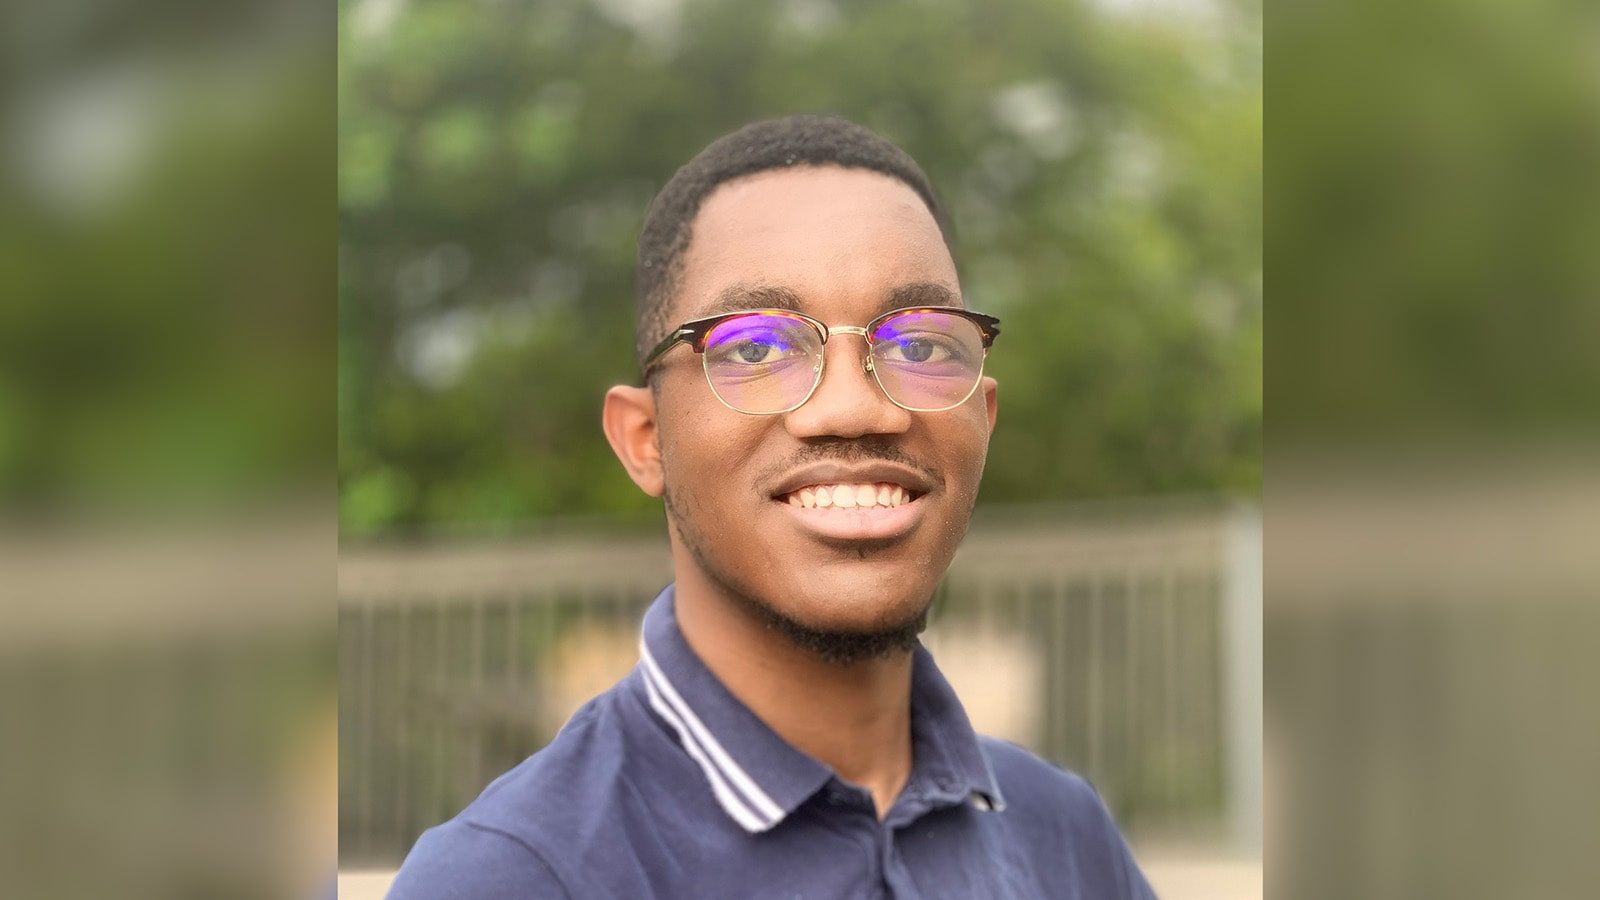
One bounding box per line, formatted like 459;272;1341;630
338;497;1259;865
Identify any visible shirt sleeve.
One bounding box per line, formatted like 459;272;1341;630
385;820;573;900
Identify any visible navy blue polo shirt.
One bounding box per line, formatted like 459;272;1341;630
388;586;1156;898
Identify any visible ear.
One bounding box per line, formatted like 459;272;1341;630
602;385;665;497
979;375;998;437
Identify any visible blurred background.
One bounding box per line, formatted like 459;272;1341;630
1267;0;1600;897
337;0;1262;896
6;0;1596;894
0;0;333;897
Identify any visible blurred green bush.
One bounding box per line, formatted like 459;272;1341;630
338;0;1262;537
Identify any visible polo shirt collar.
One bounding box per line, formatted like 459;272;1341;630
636;585;1006;834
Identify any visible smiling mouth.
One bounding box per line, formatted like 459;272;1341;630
773;482;925;509
768;480;930;544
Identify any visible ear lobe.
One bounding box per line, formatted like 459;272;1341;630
602;385;665;497
980;375;998;437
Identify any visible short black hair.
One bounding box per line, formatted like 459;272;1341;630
634;114;952;369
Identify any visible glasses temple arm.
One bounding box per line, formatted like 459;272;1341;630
641;327;695;372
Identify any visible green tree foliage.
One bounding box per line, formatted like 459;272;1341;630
339;0;1261;537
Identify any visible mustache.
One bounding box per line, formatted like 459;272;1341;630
757;437;940;488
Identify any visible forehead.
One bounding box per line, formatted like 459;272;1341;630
673;166;960;324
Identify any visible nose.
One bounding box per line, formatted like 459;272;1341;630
782;334;912;439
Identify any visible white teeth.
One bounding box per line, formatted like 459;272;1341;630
782;482;918;509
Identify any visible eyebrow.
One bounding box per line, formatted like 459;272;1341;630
692;283;805;319
884;281;962;314
689;281;963;322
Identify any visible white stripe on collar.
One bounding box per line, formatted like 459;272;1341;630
639;668;774;832
638;639;786;831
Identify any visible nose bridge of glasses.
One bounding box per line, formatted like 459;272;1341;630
819;323;880;377
823;324;875;373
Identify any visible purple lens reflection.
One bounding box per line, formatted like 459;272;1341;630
870;310;986;410
703;313;823;413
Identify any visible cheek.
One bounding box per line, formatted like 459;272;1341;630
935;408;993;483
658;399;766;510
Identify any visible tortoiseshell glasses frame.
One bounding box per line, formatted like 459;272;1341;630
641;305;1002;415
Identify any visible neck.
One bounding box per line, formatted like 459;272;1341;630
672;564;915;820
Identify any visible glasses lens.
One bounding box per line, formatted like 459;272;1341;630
703;313;823;413
869;311;987;410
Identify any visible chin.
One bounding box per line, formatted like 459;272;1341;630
754;583;933;665
770;574;934;635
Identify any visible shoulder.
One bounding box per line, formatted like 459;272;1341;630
390;681;642;898
978;736;1158;898
979;735;1107;824
469;688;624;816
386;818;572;899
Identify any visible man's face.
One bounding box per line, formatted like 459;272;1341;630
650;166;998;641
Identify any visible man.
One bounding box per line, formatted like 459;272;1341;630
388;114;1156;898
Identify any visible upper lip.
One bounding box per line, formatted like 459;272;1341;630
768;462;937;499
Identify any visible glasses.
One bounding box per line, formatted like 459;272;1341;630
642;305;1001;415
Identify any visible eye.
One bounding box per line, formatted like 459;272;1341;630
707;331;807;368
704;313;821;374
876;332;960;365
733;339;778;364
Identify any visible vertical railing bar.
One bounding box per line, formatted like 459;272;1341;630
1124;562;1142;821
359;598;375;860
538;588;554;744
432;596;447;834
1087;567;1104;786
1048;574;1068;765
1171;563;1184;826
394;598;411;848
1205;567;1218;809
507;590;521;754
470;593;486;798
